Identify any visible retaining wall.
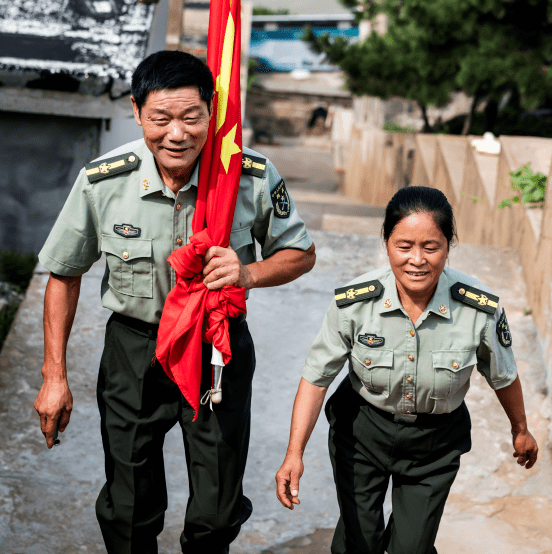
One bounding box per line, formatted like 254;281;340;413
334;111;552;389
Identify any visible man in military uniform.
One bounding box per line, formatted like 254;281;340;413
34;50;315;554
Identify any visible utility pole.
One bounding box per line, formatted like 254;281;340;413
166;0;184;50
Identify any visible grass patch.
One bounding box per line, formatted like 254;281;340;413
0;249;38;350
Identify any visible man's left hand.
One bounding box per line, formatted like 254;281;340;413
203;246;253;290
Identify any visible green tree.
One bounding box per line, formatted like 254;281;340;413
252;7;290;16
307;0;552;134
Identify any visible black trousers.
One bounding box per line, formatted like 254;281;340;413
326;377;472;554
95;313;255;554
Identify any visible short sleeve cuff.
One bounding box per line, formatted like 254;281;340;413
301;362;337;388
38;251;92;277
488;364;518;390
262;231;313;259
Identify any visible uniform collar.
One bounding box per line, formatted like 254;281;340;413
138;143;200;199
378;268;451;320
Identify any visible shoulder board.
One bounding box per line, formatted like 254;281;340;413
335;280;383;307
450;282;498;314
242;153;267;178
85;152;140;183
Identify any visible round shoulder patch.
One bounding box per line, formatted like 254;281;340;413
271;179;291;219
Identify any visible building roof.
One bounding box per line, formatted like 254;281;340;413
0;0;156;97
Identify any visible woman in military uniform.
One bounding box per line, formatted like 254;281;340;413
275;186;538;554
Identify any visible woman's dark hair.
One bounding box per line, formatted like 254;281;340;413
131;50;215;114
382;186;457;246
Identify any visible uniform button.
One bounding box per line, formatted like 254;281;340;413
176;203;182;211
452;362;459;369
406;394;412;400
176;237;183;246
406;376;413;383
365;360;371;366
122;251;129;259
410;330;415;337
408;355;414;361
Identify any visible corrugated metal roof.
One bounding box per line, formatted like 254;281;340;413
0;0;155;96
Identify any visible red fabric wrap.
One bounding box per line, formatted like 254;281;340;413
156;0;244;421
156;230;246;417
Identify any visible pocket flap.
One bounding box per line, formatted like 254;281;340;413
352;347;394;369
230;227;253;250
432;349;477;372
101;235;152;262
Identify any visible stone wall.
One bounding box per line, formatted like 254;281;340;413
333;110;552;391
0;111;101;254
246;85;353;138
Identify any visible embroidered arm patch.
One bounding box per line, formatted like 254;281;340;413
85;152;140;183
271;179;291;219
450;282;499;314
242;153;267;178
496;308;512;347
335;280;383;307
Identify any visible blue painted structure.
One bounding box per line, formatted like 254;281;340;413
250;27;358;72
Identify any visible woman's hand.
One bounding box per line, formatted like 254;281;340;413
512;427;538;469
275;454;304;509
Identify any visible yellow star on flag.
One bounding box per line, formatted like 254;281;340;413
220;123;241;173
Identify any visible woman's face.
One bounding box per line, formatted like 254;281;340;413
386;212;449;299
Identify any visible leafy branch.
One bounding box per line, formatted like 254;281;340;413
498;163;547;208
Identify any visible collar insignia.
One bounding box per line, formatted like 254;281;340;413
335;280;383;307
358;333;385;347
114;223;141;238
450;282;499;314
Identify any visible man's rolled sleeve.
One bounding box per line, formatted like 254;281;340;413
38;169;101;276
302;300;351;388
254;160;312;259
476;304;517;390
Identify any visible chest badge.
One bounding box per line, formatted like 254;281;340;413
358;333;385;347
496;308;512;347
114;223;141;238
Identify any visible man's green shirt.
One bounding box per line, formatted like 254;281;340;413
39;139;312;323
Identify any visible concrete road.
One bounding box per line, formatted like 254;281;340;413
0;140;550;553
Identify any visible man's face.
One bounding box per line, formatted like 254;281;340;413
132;87;211;179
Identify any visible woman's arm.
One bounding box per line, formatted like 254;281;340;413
275;378;328;509
494;375;538;469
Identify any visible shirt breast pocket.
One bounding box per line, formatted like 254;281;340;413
101;235;153;298
431;349;476;410
351;347;394;397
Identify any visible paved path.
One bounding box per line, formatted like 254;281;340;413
0;142;550;554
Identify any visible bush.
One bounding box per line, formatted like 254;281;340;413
0;250;38;350
0;302;19;349
383;121;418;133
0;250;38;292
498;163;547;208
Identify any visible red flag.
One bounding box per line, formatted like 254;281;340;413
156;0;246;420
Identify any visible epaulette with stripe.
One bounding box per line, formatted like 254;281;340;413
450;282;498;314
241;153;267;178
85;152;140;183
335;280;383;307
